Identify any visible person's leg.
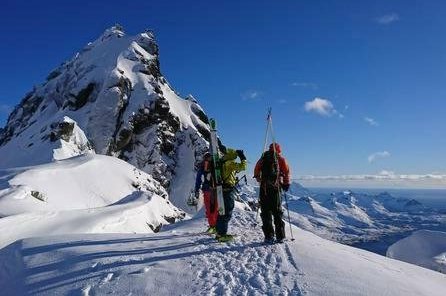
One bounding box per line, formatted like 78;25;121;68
272;207;285;241
269;187;285;241
260;186;274;240
205;190;218;227
209;192;218;227
216;189;235;236
203;190;212;227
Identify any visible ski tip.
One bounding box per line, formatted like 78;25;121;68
209;118;216;129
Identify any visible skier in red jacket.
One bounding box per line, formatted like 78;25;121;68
254;143;291;243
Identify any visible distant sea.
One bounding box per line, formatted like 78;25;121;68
308;187;446;210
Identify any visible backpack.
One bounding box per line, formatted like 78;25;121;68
202;157;226;187
261;150;279;183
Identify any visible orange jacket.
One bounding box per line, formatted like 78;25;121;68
254;150;291;186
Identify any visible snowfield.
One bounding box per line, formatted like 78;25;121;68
0;154;185;249
387;230;446;274
1;209;445;296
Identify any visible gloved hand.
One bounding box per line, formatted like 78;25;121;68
194;191;200;199
236;149;246;161
281;184;290;192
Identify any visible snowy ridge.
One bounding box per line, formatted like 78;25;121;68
387;230;446;274
0;208;445;295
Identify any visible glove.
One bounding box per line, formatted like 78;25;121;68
281;184;290;192
236;149;246;161
194;191;200;199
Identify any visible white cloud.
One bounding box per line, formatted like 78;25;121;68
241;90;262;101
304;97;340;117
295;170;446;189
278;99;287;104
368;151;390;163
364;117;379;126
292;82;318;90
375;13;400;25
296;173;446;182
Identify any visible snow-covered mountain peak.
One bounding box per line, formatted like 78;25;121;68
0;26;212;210
98;25;126;41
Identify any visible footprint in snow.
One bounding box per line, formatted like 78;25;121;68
99;272;115;285
129;266;151;275
90;262;100;270
80;285;92;296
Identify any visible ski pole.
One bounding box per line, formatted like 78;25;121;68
254;108;273;227
283;191;295;241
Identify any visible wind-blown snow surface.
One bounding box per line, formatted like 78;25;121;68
0;154;185;249
0;208;445;296
387;230;446;274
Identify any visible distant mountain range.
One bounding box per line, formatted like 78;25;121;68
240;182;443;245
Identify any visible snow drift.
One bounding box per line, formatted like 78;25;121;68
387;230;446;274
0;154;185;248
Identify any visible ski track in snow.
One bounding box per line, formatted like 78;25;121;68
188;211;305;296
2;206;446;295
14;210;306;296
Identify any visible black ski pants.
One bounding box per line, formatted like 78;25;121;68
260;184;285;240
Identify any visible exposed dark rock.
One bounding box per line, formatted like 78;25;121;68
164;216;177;224
31;190;45;202
107;76;132;155
191;104;209;124
0;94;43;146
115;128;133;151
195;123;211;143
148;223;162;233
46;69;61;81
49;121;75;142
66;83;96;110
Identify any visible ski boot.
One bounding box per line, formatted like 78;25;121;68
206;227;217;234
216;234;235;242
264;237;275;244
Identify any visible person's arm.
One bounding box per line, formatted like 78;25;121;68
253;158;263;182
194;166;204;194
225;159;247;173
279;156;291;185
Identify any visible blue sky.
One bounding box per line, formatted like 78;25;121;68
1;0;445;188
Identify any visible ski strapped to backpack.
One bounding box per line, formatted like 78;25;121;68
209;118;225;215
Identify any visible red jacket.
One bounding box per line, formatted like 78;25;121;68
254;150;290;186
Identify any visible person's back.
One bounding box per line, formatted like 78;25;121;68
220;149;247;188
255;144;290;190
